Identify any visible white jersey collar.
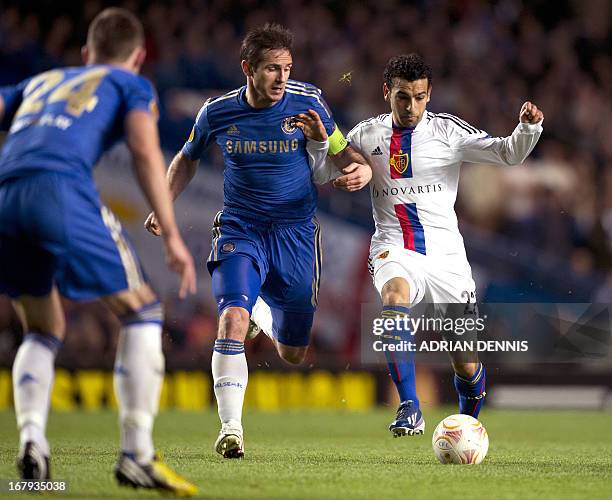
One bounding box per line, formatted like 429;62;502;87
414;110;430;132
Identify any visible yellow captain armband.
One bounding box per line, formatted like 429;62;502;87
328;124;348;155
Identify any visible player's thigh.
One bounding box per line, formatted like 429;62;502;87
269;308;315;350
263;219;321;312
424;264;477;306
210;254;263;315
260;220;320;347
0;233;58;301
425;265;480;364
371;247;427;306
206;210;269;284
55;180;151;304
0;174;66;300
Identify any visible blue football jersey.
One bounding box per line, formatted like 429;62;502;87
0;65;157;183
182;80;336;223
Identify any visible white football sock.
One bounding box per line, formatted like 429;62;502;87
251;297;275;341
13;333;61;457
212;339;248;426
114;318;164;464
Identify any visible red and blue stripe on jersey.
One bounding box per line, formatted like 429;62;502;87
394;203;426;255
389;127;425;254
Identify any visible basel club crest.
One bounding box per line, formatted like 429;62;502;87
389;151;409;174
281;116;298;134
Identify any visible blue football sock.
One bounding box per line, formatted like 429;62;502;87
381;305;418;406
454;362;486;417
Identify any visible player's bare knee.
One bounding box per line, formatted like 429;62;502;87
218;307;250;341
453;361;479;379
382;288;410;306
381;278;411;306
278;346;307;365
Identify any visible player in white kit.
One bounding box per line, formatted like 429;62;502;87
312;53;543;436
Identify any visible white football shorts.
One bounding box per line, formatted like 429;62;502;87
369;246;476;306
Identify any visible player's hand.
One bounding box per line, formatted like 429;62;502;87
144;211;162;236
163;233;197;298
333;162;372;192
519;101;544;124
295;109;328;142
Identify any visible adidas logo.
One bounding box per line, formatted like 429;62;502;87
227;124;240;135
371;146;383;156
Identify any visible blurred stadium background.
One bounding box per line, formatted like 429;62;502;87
0;0;610;413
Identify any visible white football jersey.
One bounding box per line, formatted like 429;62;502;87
337;111;543;264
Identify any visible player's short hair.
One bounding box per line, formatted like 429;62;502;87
87;7;144;63
240;23;293;69
384;54;433;88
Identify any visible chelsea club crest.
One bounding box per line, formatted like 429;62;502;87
281;116;298;135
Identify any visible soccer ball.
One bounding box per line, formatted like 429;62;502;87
432;414;489;464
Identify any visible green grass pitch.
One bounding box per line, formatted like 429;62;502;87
0;408;610;499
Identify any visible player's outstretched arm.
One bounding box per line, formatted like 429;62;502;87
144;151;199;236
456;101;544;166
125;110;196;298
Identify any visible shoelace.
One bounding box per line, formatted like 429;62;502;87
396;403;416;423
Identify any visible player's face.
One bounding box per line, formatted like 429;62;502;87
250;49;293;105
384;78;431;128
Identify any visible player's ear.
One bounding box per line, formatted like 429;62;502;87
81;45;90;64
383;82;390;101
125;46;146;74
241;60;253;78
427;83;432;103
134;47;146;69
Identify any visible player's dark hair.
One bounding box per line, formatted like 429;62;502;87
240;23;293;69
383;54;432;88
87;7;144;63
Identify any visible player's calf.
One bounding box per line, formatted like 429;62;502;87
212;336;248;456
13;288;66;339
453;361;486;418
103;285;157;317
12;328;62;481
111;296;165;464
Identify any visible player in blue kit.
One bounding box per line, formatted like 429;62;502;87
145;23;371;458
0;8;197;495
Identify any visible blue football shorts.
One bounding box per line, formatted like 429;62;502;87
0;172;147;300
207;210;322;347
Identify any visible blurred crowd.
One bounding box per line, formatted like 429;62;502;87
0;0;611;363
